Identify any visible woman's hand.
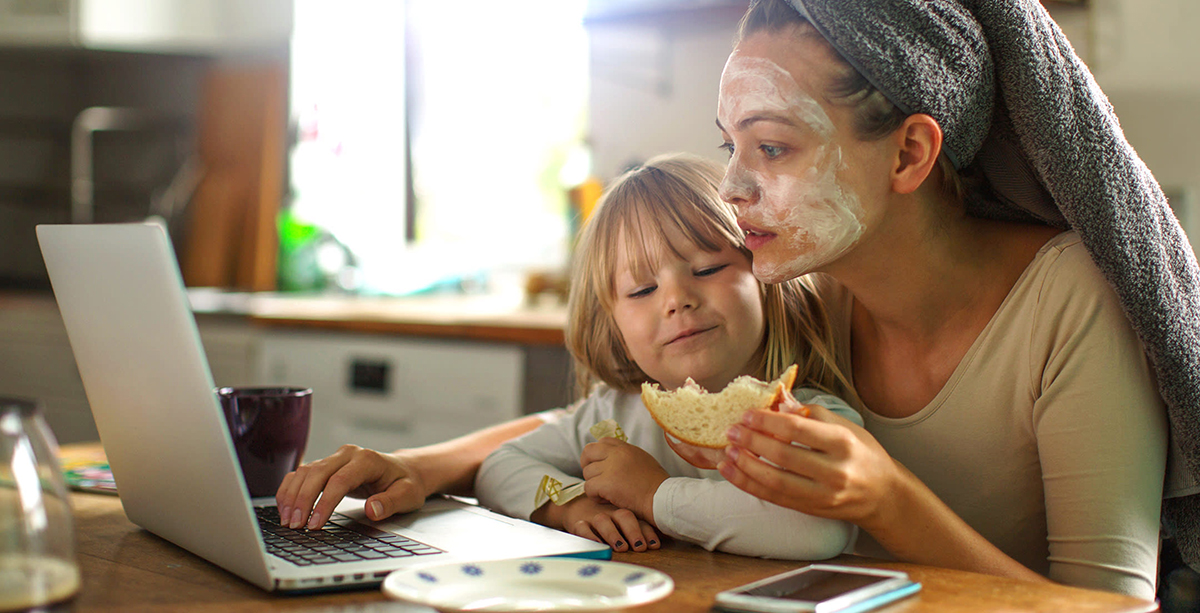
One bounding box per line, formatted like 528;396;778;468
718;399;903;531
534;496;661;553
275;444;429;530
664;434;727;469
579;438;669;525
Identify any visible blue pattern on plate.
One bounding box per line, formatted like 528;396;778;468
417;572;437;583
624;572;645;583
462;564;483;577
578;564;601;577
520;562;543;575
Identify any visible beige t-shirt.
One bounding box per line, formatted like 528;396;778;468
819;231;1167;599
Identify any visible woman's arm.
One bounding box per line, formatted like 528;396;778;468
276;413;548;530
719;402;1051;582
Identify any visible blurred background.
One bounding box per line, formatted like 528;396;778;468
0;0;1195;295
0;0;1196;453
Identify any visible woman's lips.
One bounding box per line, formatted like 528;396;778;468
739;222;775;251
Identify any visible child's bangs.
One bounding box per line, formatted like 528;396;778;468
616;189;737;279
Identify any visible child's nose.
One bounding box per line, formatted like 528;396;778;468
662;281;698;315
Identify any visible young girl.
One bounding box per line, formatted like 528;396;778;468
474;153;861;558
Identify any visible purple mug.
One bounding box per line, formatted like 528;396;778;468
217;387;312;498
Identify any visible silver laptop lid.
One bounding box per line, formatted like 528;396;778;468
38;223;274;590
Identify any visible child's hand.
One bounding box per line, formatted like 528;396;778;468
534;496;661;553
580;438;668;524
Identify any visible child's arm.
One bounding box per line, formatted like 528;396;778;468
653;477;856;559
584;390;863;560
582;436;857;560
475;387;659;552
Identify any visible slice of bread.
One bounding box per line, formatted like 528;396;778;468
641;364;799;449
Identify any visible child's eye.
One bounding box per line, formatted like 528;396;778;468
696;265;728;277
761;144;785;159
627;285;656;298
718;142;734;158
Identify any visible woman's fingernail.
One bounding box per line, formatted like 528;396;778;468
279;506;290;523
634;540;643;548
726;446;741;461
290;508;303;528
649;539;658;546
615;540;625;549
726;425;742;442
369;500;384;520
306;510;322;530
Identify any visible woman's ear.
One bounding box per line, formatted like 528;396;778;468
890;114;943;195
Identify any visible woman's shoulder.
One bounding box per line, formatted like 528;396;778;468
1012;230;1137;350
1025;230;1114;300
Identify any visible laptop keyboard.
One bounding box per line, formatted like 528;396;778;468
255;506;444;566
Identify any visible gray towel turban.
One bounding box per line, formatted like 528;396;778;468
787;0;1200;571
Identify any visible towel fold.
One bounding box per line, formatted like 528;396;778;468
788;0;1200;570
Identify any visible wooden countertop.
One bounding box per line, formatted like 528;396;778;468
65;489;1158;613
56;442;1159;612
2;289;570;346
243;292;566;346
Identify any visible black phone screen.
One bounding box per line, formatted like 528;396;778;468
738;569;888;602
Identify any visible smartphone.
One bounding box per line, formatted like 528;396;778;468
714;564;921;613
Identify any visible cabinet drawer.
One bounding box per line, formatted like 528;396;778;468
257;330;524;460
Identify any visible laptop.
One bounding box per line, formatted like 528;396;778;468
37;222;610;592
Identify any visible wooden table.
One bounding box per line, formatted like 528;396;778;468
63;490;1158;613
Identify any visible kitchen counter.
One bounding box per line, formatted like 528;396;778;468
1;289;575;449
2;288;569;346
187;288;569;346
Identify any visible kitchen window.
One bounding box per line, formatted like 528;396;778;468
287;0;589;295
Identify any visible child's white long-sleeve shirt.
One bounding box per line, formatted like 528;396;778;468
475;385;862;560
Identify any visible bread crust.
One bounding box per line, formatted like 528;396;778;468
641;365;799;448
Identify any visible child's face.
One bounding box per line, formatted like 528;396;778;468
610;225;765;393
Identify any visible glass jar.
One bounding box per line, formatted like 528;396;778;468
0;397;80;612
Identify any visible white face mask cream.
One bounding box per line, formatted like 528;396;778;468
718;54;865;283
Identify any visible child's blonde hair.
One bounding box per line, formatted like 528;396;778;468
565;152;851;399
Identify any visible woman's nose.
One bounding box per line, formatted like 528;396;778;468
719;159;758;207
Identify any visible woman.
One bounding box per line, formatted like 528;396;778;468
697;0;1198;600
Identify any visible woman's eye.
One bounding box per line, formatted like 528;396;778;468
761;144;785;159
718;142;734;158
696;265;728;277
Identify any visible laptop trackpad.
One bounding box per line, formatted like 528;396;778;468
333;496;600;558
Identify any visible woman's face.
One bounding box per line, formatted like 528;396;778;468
717;26;891;284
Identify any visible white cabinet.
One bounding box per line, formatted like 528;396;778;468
0;298;94;444
257;330;526;461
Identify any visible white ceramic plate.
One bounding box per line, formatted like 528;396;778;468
382;557;674;612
